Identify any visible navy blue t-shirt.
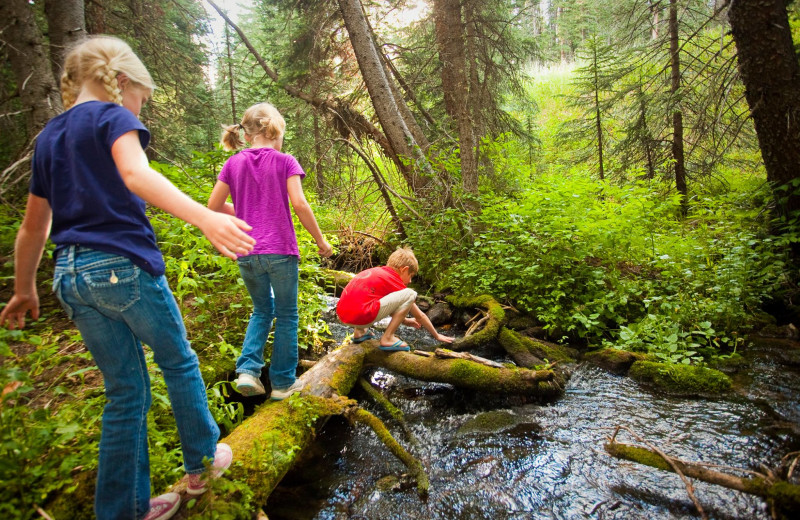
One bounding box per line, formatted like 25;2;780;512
30;101;166;276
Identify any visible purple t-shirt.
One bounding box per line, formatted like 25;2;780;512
218;147;305;257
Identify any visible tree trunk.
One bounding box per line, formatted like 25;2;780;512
669;0;687;212
0;0;63;137
433;0;478;197
44;0;86;81
336;0;435;194
592;41;605;181
225;23;237;124
729;0;800;221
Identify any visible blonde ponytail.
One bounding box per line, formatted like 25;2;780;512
220;124;245;151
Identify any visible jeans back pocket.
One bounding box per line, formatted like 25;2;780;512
81;264;141;312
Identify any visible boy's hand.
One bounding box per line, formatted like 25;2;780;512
0;293;40;330
317;239;333;258
403;317;421;329
434;333;454;344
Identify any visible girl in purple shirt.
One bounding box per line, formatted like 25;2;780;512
208;102;332;400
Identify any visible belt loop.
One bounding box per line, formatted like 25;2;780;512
67;245;76;272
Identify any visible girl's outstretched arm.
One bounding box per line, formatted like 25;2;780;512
112;131;255;259
0;194;52;329
287;175;333;257
208;181;235;216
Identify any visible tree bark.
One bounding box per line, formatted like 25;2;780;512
729;0;800;221
669;0;688;212
336;0;435;194
433;0;478;197
44;0;86;81
0;0;63;137
606;438;800;512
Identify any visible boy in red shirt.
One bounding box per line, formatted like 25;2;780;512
336;247;454;351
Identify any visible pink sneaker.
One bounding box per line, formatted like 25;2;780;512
186;443;233;495
143;492;180;520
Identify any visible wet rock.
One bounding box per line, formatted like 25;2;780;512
583;348;649;374
427;302;453;325
629;360;732;395
756;323;799;339
456;410;522;436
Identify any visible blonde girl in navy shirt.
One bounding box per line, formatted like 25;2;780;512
0;37;256;520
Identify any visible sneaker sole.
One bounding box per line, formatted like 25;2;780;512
235;383;266;396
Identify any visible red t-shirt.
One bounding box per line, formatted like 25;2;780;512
336;266;407;325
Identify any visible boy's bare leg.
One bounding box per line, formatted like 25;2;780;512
380;305;412;347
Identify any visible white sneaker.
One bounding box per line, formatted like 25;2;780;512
270;379;305;401
234;373;265;396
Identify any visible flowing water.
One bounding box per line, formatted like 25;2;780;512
265;299;800;519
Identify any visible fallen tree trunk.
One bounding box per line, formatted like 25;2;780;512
170;339;561;517
605;428;800;514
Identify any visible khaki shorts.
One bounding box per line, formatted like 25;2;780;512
341;288;417;328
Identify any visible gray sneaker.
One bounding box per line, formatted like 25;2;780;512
234;373;266;396
270;379;305;401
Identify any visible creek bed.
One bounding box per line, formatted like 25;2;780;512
266;301;800;519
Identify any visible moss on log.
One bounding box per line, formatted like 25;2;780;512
605;441;800;513
365;343;563;398
497;327;576;367
628;360;731;395
320;268;355;296
447;295;506;351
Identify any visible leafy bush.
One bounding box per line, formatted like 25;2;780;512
408;161;792;361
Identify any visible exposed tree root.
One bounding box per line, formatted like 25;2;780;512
358;377;418;446
345;406;429;497
447;295;506;351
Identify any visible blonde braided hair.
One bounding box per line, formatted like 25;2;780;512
220;103;286;151
60;36;155;110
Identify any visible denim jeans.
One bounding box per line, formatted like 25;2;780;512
53;246;219;520
236;254;299;390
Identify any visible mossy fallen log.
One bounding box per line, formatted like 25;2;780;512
365;344;564;397
169;337;562;517
605;440;800;514
628;360;732;395
447;294;506;351
497;327;576;368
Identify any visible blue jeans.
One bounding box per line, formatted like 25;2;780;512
236;254;299;390
53;246;219;520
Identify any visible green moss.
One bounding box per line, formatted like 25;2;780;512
605;442;672;471
708;352;748;372
449;359;489;385
498;327;574;364
456;410;519;436
766;480;800;512
447;295;507;351
629;360;731;395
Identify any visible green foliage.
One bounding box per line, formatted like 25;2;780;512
409;139;793;362
0;328;101;519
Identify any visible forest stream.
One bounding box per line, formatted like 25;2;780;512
263;297;800;520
